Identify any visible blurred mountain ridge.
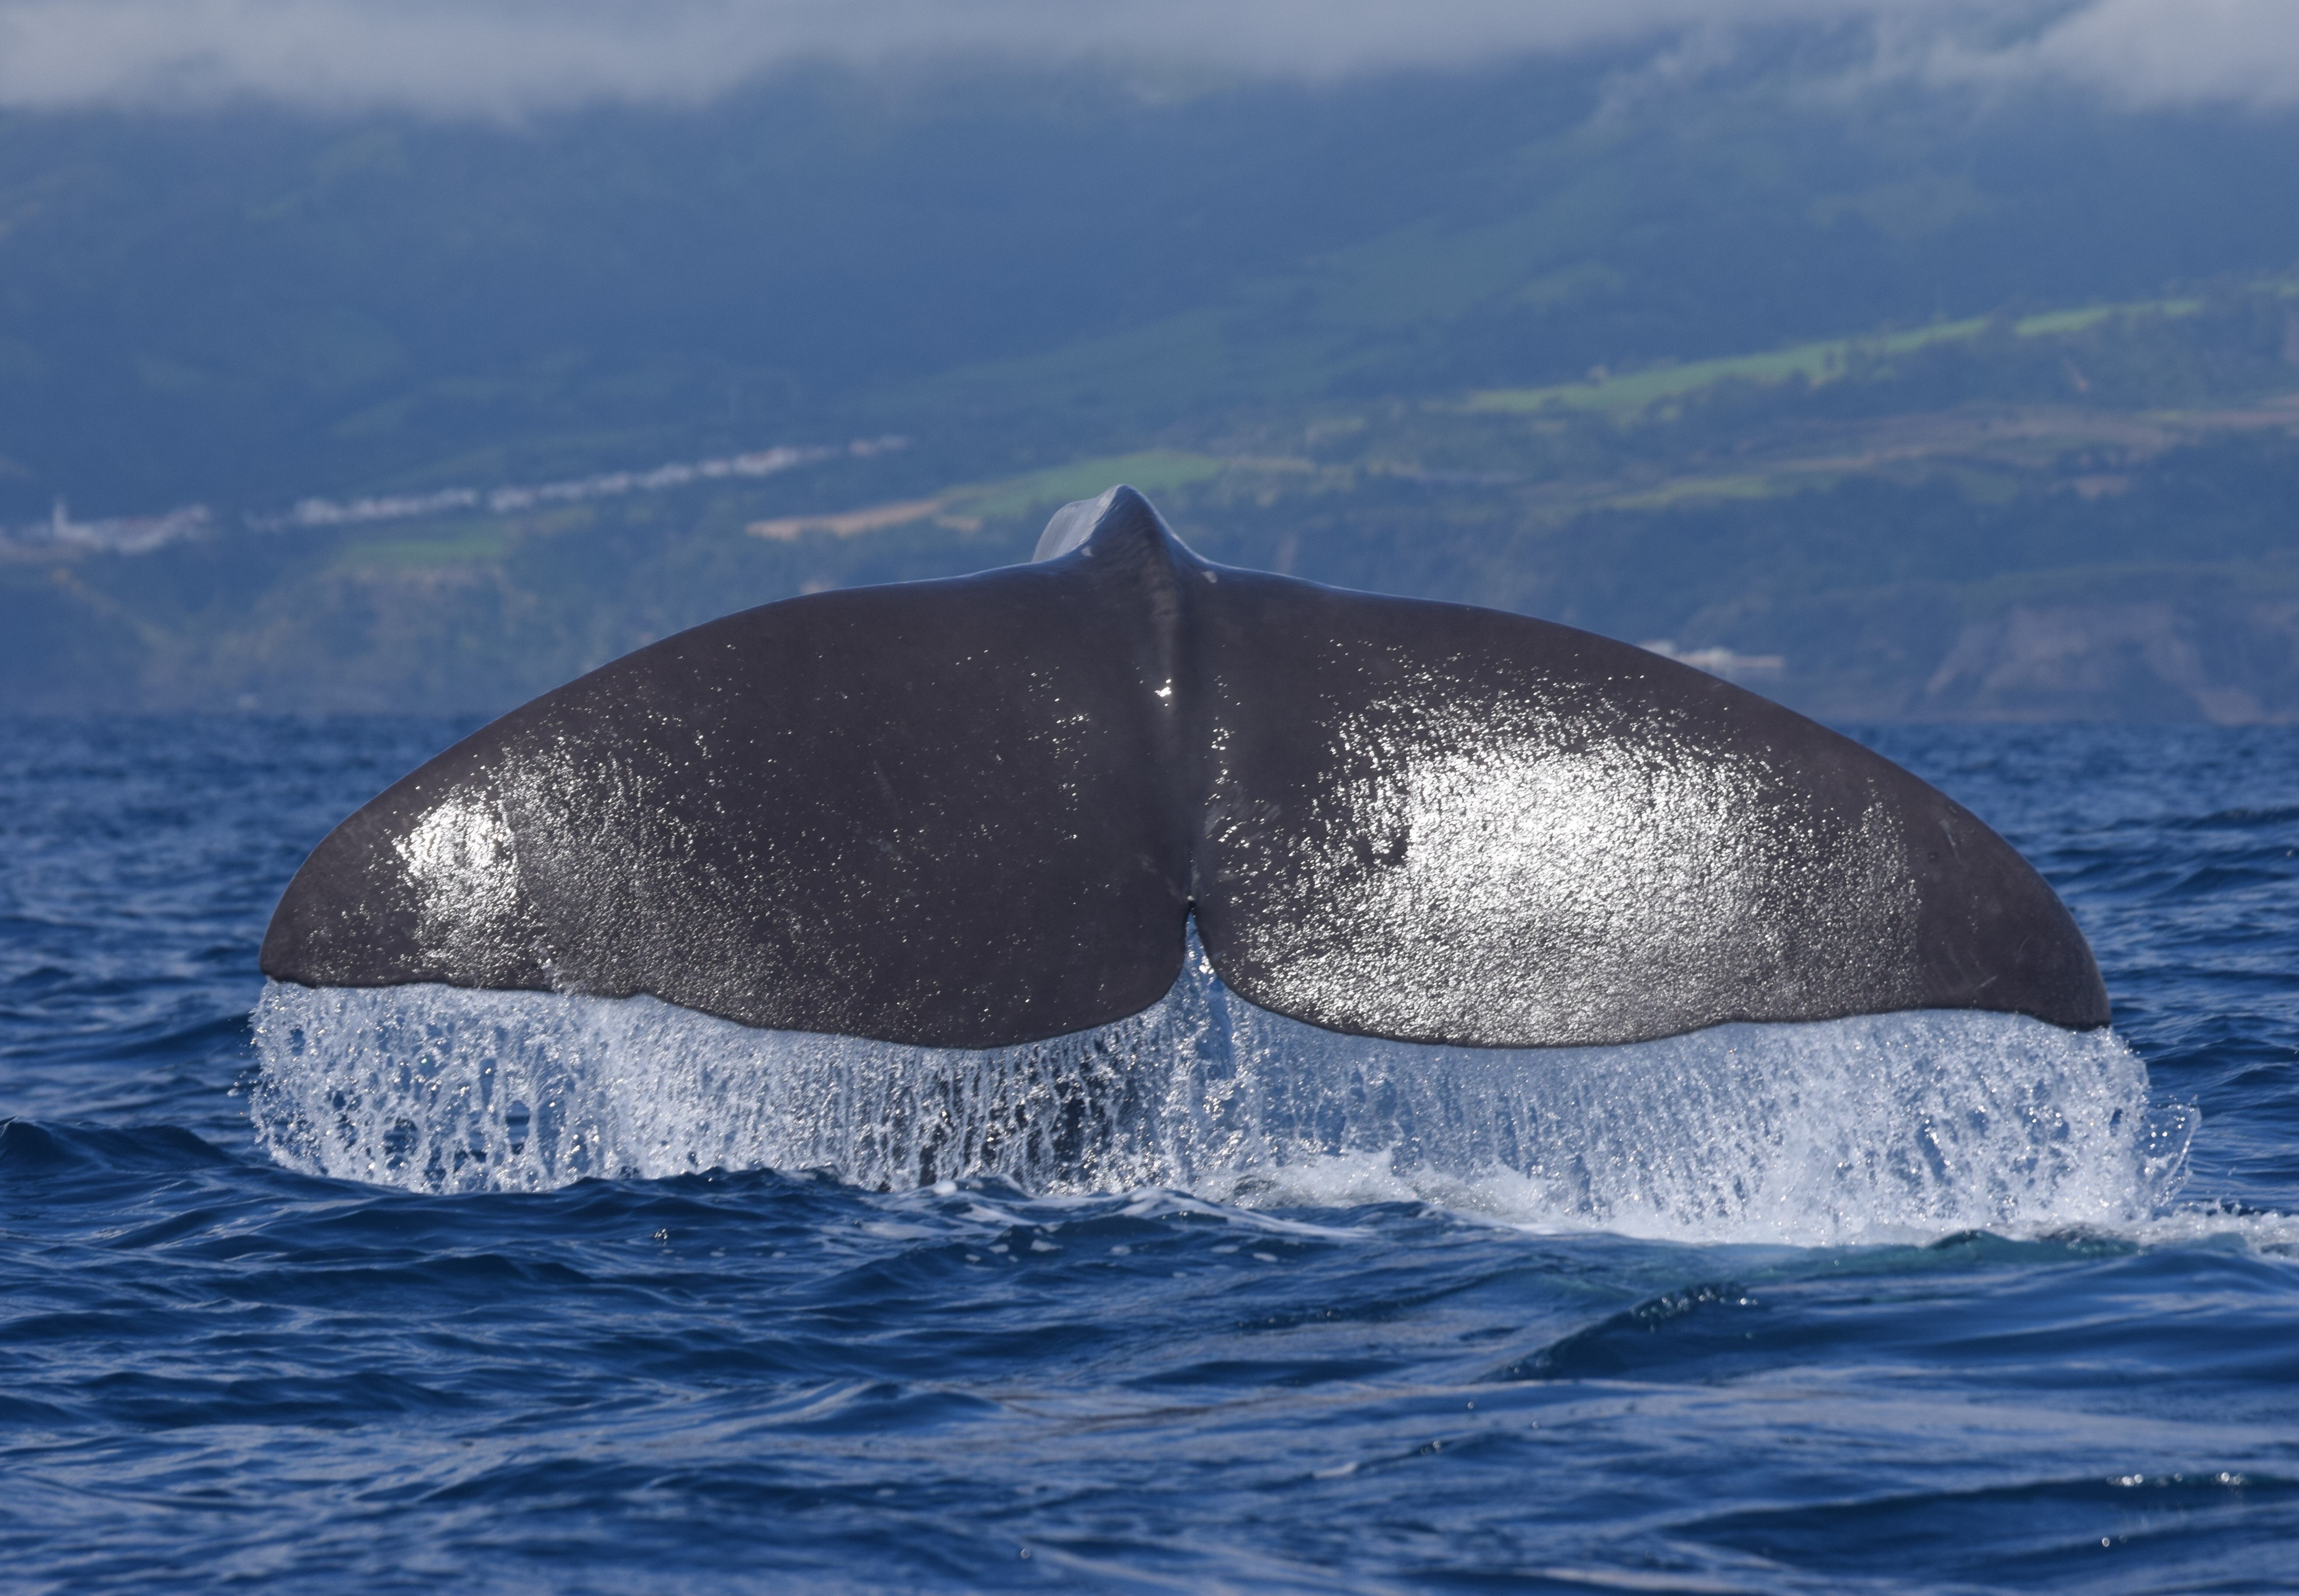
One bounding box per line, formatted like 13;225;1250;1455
3;45;2296;719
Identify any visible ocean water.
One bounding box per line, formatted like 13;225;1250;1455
3;714;2296;1593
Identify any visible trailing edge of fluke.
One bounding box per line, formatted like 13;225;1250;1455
261;485;2110;1050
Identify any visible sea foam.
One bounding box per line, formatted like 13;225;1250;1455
250;935;2193;1245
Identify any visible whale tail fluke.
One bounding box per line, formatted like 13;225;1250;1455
261;486;2107;1048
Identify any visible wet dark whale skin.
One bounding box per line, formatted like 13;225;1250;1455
261;487;2109;1048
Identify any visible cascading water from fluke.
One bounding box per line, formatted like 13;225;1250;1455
251;484;2148;1241
250;931;2191;1246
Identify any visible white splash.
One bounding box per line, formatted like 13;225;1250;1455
249;935;2194;1246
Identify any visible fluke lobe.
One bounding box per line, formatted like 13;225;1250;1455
261;486;2109;1049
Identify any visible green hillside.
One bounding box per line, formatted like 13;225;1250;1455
9;281;2296;720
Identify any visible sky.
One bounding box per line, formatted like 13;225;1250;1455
0;0;2294;118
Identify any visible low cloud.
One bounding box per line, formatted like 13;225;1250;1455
0;0;2292;118
1932;0;2299;110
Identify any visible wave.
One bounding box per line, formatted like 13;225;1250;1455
249;932;2196;1245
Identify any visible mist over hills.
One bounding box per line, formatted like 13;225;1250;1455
3;28;2297;719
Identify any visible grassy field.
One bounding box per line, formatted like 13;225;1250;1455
1463;295;2215;416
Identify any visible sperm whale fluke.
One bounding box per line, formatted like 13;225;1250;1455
261;486;2107;1048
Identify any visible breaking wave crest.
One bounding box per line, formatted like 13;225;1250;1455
250;935;2194;1245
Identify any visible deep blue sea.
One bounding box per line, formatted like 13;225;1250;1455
3;715;2296;1594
